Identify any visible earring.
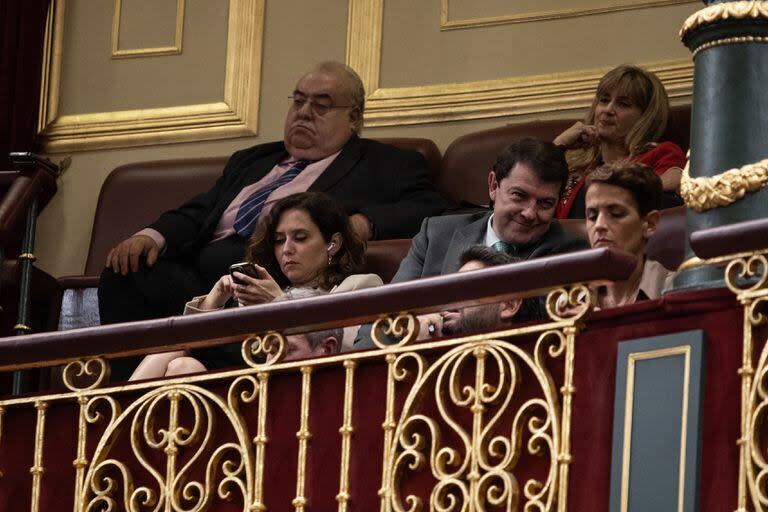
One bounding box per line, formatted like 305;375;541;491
328;254;333;265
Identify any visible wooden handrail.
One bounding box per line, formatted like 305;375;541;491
0;247;637;372
690;218;768;260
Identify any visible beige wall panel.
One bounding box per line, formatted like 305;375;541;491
60;0;226;113
117;0;179;50
381;0;697;87
37;0;350;277
37;0;694;278
446;0;692;20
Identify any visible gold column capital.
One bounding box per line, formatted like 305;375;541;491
680;1;768;39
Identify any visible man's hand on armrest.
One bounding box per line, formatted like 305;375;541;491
105;235;159;275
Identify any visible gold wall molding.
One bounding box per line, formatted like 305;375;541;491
111;0;185;58
38;0;264;152
346;0;693;127
442;0;697;30
680;0;768;39
620;346;691;512
681;156;768;212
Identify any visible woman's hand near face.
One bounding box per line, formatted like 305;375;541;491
200;275;236;310
660;167;683;191
232;264;283;305
554;122;598;149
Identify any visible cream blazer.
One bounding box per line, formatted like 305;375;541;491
183;273;384;350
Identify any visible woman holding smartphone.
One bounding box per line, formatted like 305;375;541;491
130;192;382;379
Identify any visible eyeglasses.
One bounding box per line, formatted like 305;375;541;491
288;95;355;116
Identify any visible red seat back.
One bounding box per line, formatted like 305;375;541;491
439;105;691;207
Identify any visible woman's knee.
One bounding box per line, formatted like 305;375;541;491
165;357;207;376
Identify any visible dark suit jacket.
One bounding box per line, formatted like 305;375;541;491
392;211;589;282
149;135;445;261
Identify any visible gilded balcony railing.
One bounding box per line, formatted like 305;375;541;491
689;218;768;512
0;248;637;511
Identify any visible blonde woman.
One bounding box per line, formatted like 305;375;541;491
554;64;686;219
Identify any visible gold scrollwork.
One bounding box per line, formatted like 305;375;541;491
371;313;420;349
386;333;568;511
80;385;254;511
680;157;768;212
241;332;287;367
743;314;768;508
747;297;768;327
545;285;595;322
724;254;768;296
720;251;768;510
62;358;110;392
73;396;122;511
680;1;768;39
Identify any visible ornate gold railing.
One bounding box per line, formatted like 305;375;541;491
0;248;636;511
689;219;768;512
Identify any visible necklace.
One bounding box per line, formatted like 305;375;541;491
561;172;583;205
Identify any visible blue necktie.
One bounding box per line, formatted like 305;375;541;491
491;240;511;254
234;159;313;237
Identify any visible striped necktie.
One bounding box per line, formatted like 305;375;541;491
233;159;313;237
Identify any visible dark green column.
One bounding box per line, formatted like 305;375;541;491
675;1;768;290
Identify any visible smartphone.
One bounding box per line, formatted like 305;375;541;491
229;262;259;284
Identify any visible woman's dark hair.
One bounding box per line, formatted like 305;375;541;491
458;245;545;323
584;160;662;216
245;192;366;289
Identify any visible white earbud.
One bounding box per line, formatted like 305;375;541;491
327;242;335;251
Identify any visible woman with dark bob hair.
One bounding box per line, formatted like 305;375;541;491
583;159;673;309
130;192;382;379
243;191;367;293
554;64;686;219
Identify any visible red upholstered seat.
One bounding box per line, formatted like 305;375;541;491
439;104;691;208
375;137;442;183
73;138;443;283
83;158;228;276
363;239;412;283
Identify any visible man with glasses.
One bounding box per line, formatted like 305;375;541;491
99;61;444;330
